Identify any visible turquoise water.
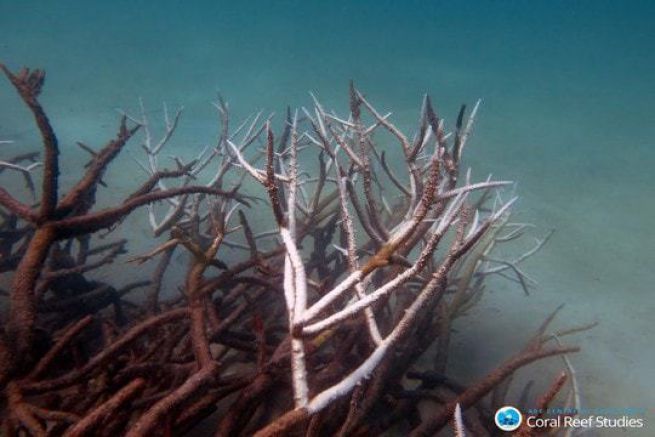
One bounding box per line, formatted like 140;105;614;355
2;1;654;434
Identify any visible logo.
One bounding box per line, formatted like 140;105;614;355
494;406;523;431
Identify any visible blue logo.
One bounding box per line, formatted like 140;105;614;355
494;406;522;431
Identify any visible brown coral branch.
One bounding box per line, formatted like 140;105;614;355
62;378;146;437
127;161;196;201
6;382;46;437
52;185;246;238
23;308;188;393
27;315;93;380
4;225;58;382
264;123;287;227
513;372;569;437
1;65;59;220
126;363;219;437
0;187;36;222
56;116;140;217
410;346;580;436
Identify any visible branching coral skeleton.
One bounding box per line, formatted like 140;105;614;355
0;65;594;436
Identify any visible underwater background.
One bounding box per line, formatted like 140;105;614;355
1;0;653;434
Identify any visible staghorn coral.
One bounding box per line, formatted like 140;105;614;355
0;66;591;436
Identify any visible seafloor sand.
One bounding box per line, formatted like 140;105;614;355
1;1;653;435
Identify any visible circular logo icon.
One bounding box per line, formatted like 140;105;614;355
494;406;522;431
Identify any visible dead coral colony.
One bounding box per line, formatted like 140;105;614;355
0;65;589;436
